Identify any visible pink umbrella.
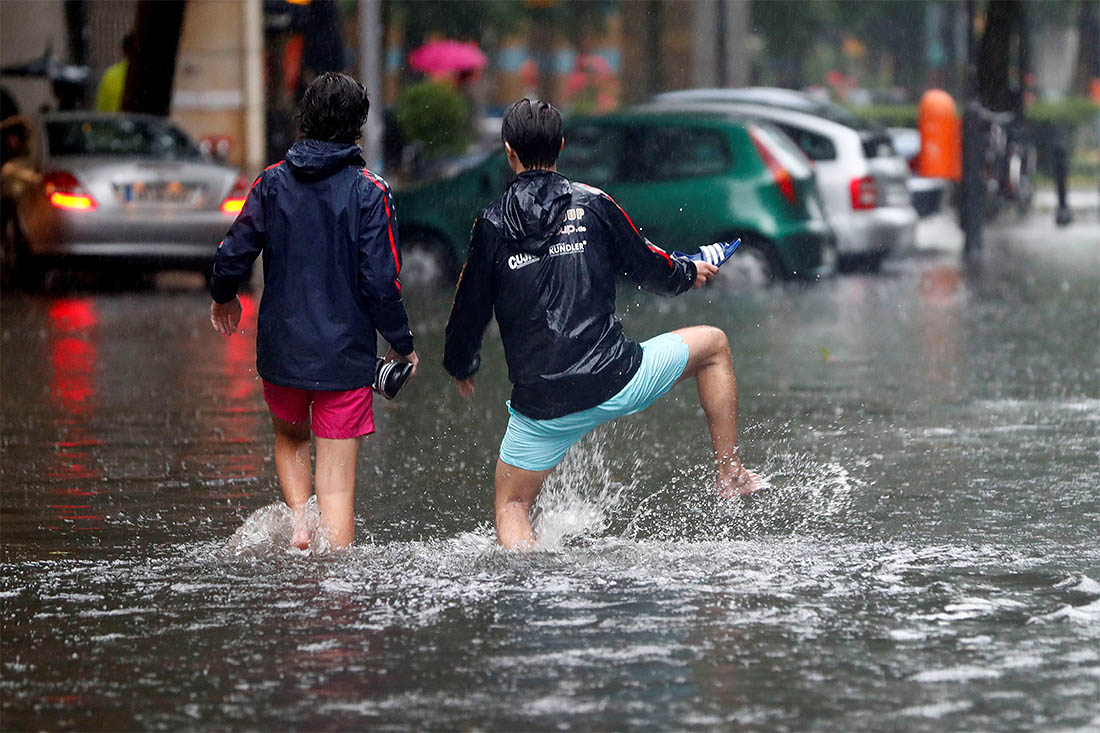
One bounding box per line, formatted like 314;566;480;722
409;40;488;75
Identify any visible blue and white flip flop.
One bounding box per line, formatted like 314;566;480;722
673;238;741;267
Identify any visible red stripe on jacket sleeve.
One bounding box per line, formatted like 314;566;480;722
602;192;673;267
362;170;402;292
249;160;284;191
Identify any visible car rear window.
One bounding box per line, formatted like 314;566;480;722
46;118;202;159
860;132;897;159
557;125;623;185
632;126;731;182
775;123;837;161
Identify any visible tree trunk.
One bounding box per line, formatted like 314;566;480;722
122;0;187;116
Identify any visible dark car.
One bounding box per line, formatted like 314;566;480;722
393;108;835;285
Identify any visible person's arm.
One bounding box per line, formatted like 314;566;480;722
209;174;266;334
600;193;697;295
358;176;415;359
443;219;495;390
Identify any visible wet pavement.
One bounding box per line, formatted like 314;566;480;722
2;213;1098;731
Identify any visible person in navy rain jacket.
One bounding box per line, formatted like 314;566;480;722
209;72;418;550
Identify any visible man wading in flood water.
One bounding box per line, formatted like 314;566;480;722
443;99;762;550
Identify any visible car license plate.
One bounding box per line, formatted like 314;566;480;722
117;181;200;205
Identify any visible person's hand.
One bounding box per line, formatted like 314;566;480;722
693;261;718;288
210;297;242;335
455;377;475;399
385;346;419;379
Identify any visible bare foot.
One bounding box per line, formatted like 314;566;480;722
290;523;310;550
717;467;764;498
288;507;310;550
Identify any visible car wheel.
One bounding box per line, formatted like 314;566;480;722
714;237;779;288
400;233;456;288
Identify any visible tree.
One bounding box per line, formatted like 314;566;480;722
121;0;186;116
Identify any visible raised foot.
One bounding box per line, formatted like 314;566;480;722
717;467;764;498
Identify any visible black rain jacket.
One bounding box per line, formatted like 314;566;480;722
210;139;414;391
443;169;696;420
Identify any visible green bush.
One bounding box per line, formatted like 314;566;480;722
845;104;920;128
395;81;472;158
845;98;1099;129
1028;97;1100;126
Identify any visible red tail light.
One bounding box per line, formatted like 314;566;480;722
44;171;97;212
849;176;878;210
749;128;797;204
220;175;250;215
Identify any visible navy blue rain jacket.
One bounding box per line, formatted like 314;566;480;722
443;170;696;419
210;139;414;391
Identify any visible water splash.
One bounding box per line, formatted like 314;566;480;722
531;437;634;551
524;423;860;547
226;495;333;557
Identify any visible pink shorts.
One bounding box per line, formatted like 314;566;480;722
262;380;375;439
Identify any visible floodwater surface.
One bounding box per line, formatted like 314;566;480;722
2;223;1098;731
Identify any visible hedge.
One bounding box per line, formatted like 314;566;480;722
845;98;1098;128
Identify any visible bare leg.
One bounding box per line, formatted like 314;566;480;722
272;415;313;549
494;459;553;549
673;326;762;496
313;436;360;549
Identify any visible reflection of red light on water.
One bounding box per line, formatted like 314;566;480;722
204;293;264;479
49;299;97;331
46;297;104;526
51;337;95;413
49;298;98;417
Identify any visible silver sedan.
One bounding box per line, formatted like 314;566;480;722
1;112;247;286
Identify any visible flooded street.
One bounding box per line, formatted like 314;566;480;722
2;219;1098;731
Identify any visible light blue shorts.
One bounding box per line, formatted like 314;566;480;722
499;332;691;471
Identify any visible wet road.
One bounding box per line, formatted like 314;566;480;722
2;216;1098;731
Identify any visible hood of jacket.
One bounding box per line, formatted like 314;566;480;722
285;139;364;181
497;170;573;255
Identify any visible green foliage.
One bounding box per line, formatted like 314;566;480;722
845;105;920;128
395;81;472;158
845;99;1100;129
1029;98;1100;126
389;1;524;47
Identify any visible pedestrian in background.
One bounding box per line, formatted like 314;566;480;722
95;33;134;113
209;72;418;550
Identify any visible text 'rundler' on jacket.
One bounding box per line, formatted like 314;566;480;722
443;169;697;420
209;138;414;391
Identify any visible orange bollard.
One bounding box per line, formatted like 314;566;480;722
917;89;962;180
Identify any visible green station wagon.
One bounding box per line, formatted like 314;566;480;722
393;108;836;285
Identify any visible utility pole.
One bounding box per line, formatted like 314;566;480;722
359;0;382;170
959;0;984;258
243;0;265;176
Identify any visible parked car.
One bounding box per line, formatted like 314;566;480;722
653;86;865;127
1;112;247;287
393;108;836;285
887;126;948;217
391;150;515;285
652;89;918;271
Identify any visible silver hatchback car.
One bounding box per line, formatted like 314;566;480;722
1;112;246;286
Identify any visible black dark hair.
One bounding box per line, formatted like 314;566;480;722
501;98;563;169
297;72;370;143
